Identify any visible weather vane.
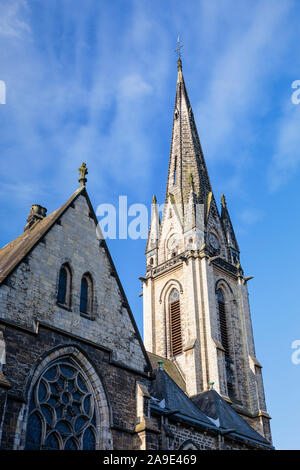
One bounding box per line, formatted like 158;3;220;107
175;35;183;60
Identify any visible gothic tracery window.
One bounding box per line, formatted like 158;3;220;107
57;264;72;307
169;288;182;357
24;357;100;450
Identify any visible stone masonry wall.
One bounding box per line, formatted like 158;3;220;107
0;194;147;374
0;322;151;450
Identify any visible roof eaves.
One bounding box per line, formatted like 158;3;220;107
150;403;219;434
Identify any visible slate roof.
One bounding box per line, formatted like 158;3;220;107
150;368;273;448
147;351;186;392
150;368;215;429
0;186;84;285
192;389;271;446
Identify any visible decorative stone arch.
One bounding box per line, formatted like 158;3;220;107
57;257;74;278
215;278;235;301
179;439;200;450
159;278;184;304
16;345;112;450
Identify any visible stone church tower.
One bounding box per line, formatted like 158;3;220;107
0;58;273;450
143;58;271;442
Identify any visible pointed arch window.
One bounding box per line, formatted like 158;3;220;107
216;289;235;398
80;273;93;316
57;264;72;308
169;288;182;357
216;289;230;357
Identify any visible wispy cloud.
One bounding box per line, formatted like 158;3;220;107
268;101;300;191
0;0;175;212
0;0;30;38
195;0;292;166
239;208;264;226
0;0;298;241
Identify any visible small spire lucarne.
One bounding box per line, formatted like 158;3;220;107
78;162;88;187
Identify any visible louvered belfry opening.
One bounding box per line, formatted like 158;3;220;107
217;289;235;398
169;288;182;357
217;292;230;357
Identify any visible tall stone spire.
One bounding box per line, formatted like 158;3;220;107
165;57;212;219
143;55;272;444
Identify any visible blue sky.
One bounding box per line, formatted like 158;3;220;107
0;0;300;450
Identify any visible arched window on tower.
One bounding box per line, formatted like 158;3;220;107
217;289;230;356
216;288;235;399
57;263;72;308
80;273;93;316
169;288;182;357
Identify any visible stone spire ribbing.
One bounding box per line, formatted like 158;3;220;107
165;59;212;218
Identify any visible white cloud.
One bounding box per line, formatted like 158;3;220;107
268;102;300;191
0;0;297;222
0;0;30;38
118;74;152;99
193;0;293;189
239;208;264;226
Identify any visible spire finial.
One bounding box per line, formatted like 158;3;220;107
221;194;227;208
78;162;88;187
152;194;157;204
175;35;183;70
158;360;163;370
209;381;214;390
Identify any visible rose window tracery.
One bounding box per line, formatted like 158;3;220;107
25;357;99;450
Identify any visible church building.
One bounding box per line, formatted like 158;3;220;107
0;58;273;450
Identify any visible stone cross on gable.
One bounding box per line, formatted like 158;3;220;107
78;162;88;187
